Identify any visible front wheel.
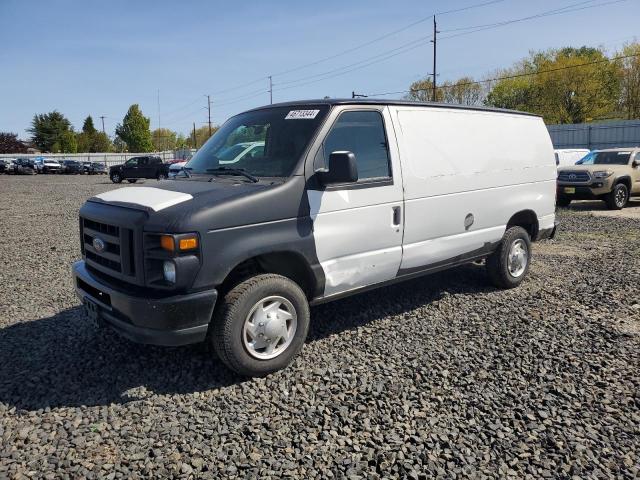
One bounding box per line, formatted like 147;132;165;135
211;274;310;377
556;196;572;208
486;226;531;289
605;183;628;210
157;172;167;180
110;172;122;183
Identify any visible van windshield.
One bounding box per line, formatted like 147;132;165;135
186;105;329;178
579;151;631;165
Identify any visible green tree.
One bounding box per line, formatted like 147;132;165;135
189;125;219;148
115;104;154;152
405;76;484;105
151;128;178;151
28;111;73;152
616;42;640;120
92;132;113;152
113;136;128;152
52;130;78;153
82;116;97;134
405;77;444;102
486;47;620;123
441;76;484;106
0;132;27;154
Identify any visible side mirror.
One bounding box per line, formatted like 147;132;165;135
319;151;358;185
633;159;639;168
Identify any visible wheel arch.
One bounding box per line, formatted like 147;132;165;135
615;175;632;190
506;209;539;241
218;250;319;301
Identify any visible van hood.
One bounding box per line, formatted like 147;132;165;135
86;177;305;232
89;180;269;213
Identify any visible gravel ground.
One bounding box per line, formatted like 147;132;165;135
1;174;639;479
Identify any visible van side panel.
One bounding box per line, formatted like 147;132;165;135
391;107;556;273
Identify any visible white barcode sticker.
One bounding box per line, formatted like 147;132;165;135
285;109;320;120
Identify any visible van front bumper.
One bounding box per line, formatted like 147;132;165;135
73;261;217;346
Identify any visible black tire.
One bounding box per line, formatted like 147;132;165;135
211;274;310;377
486;226;532;289
110;173;122;183
127;179;138;183
157;172;167;180
605;182;628;210
556;196;572;207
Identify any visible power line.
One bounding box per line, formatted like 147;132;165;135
271;0;630;94
207;0;506;98
439;0;631;40
361;53;640;97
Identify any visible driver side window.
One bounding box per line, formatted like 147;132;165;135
323;110;391;181
126;158;138;167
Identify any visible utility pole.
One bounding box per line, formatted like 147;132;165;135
193;122;197;149
206;95;212;137
99;116;106;134
430;16;439;102
268;76;273;104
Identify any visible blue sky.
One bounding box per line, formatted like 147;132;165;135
1;0;638;138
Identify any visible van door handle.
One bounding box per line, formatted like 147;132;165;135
392;206;401;227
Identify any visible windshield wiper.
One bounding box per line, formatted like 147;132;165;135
205;167;258;183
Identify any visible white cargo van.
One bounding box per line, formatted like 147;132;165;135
74;99;558;376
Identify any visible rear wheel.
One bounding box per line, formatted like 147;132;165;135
157;172;167;180
486;226;531;289
605;183;628;210
211;274;310;377
110;172;122;183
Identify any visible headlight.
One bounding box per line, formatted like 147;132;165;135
593;170;613;179
163;260;176;283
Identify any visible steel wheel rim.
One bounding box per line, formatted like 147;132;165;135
243;295;297;360
615;187;626;207
507;239;528;278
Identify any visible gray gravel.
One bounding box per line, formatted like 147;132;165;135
1;174;639;479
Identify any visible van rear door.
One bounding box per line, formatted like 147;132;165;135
307;107;404;298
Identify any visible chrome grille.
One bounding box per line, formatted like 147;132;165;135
558;171;591;183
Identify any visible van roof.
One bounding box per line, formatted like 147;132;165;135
247;98;540;118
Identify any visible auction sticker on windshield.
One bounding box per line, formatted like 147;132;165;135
285;109;320;120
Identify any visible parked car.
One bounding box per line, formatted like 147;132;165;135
557;147;640;209
73;99;557;377
34;157;63;174
12;158;37;174
61;160;84;174
0;159;12;174
168;161;187;176
90;162;108;175
554;148;590;167
109;156;169;183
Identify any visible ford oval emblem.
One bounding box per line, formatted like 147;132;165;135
92;237;106;253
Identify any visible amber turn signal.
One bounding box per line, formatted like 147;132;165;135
160;235;175;251
179;237;198;251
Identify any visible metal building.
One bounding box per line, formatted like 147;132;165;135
547;119;640;150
